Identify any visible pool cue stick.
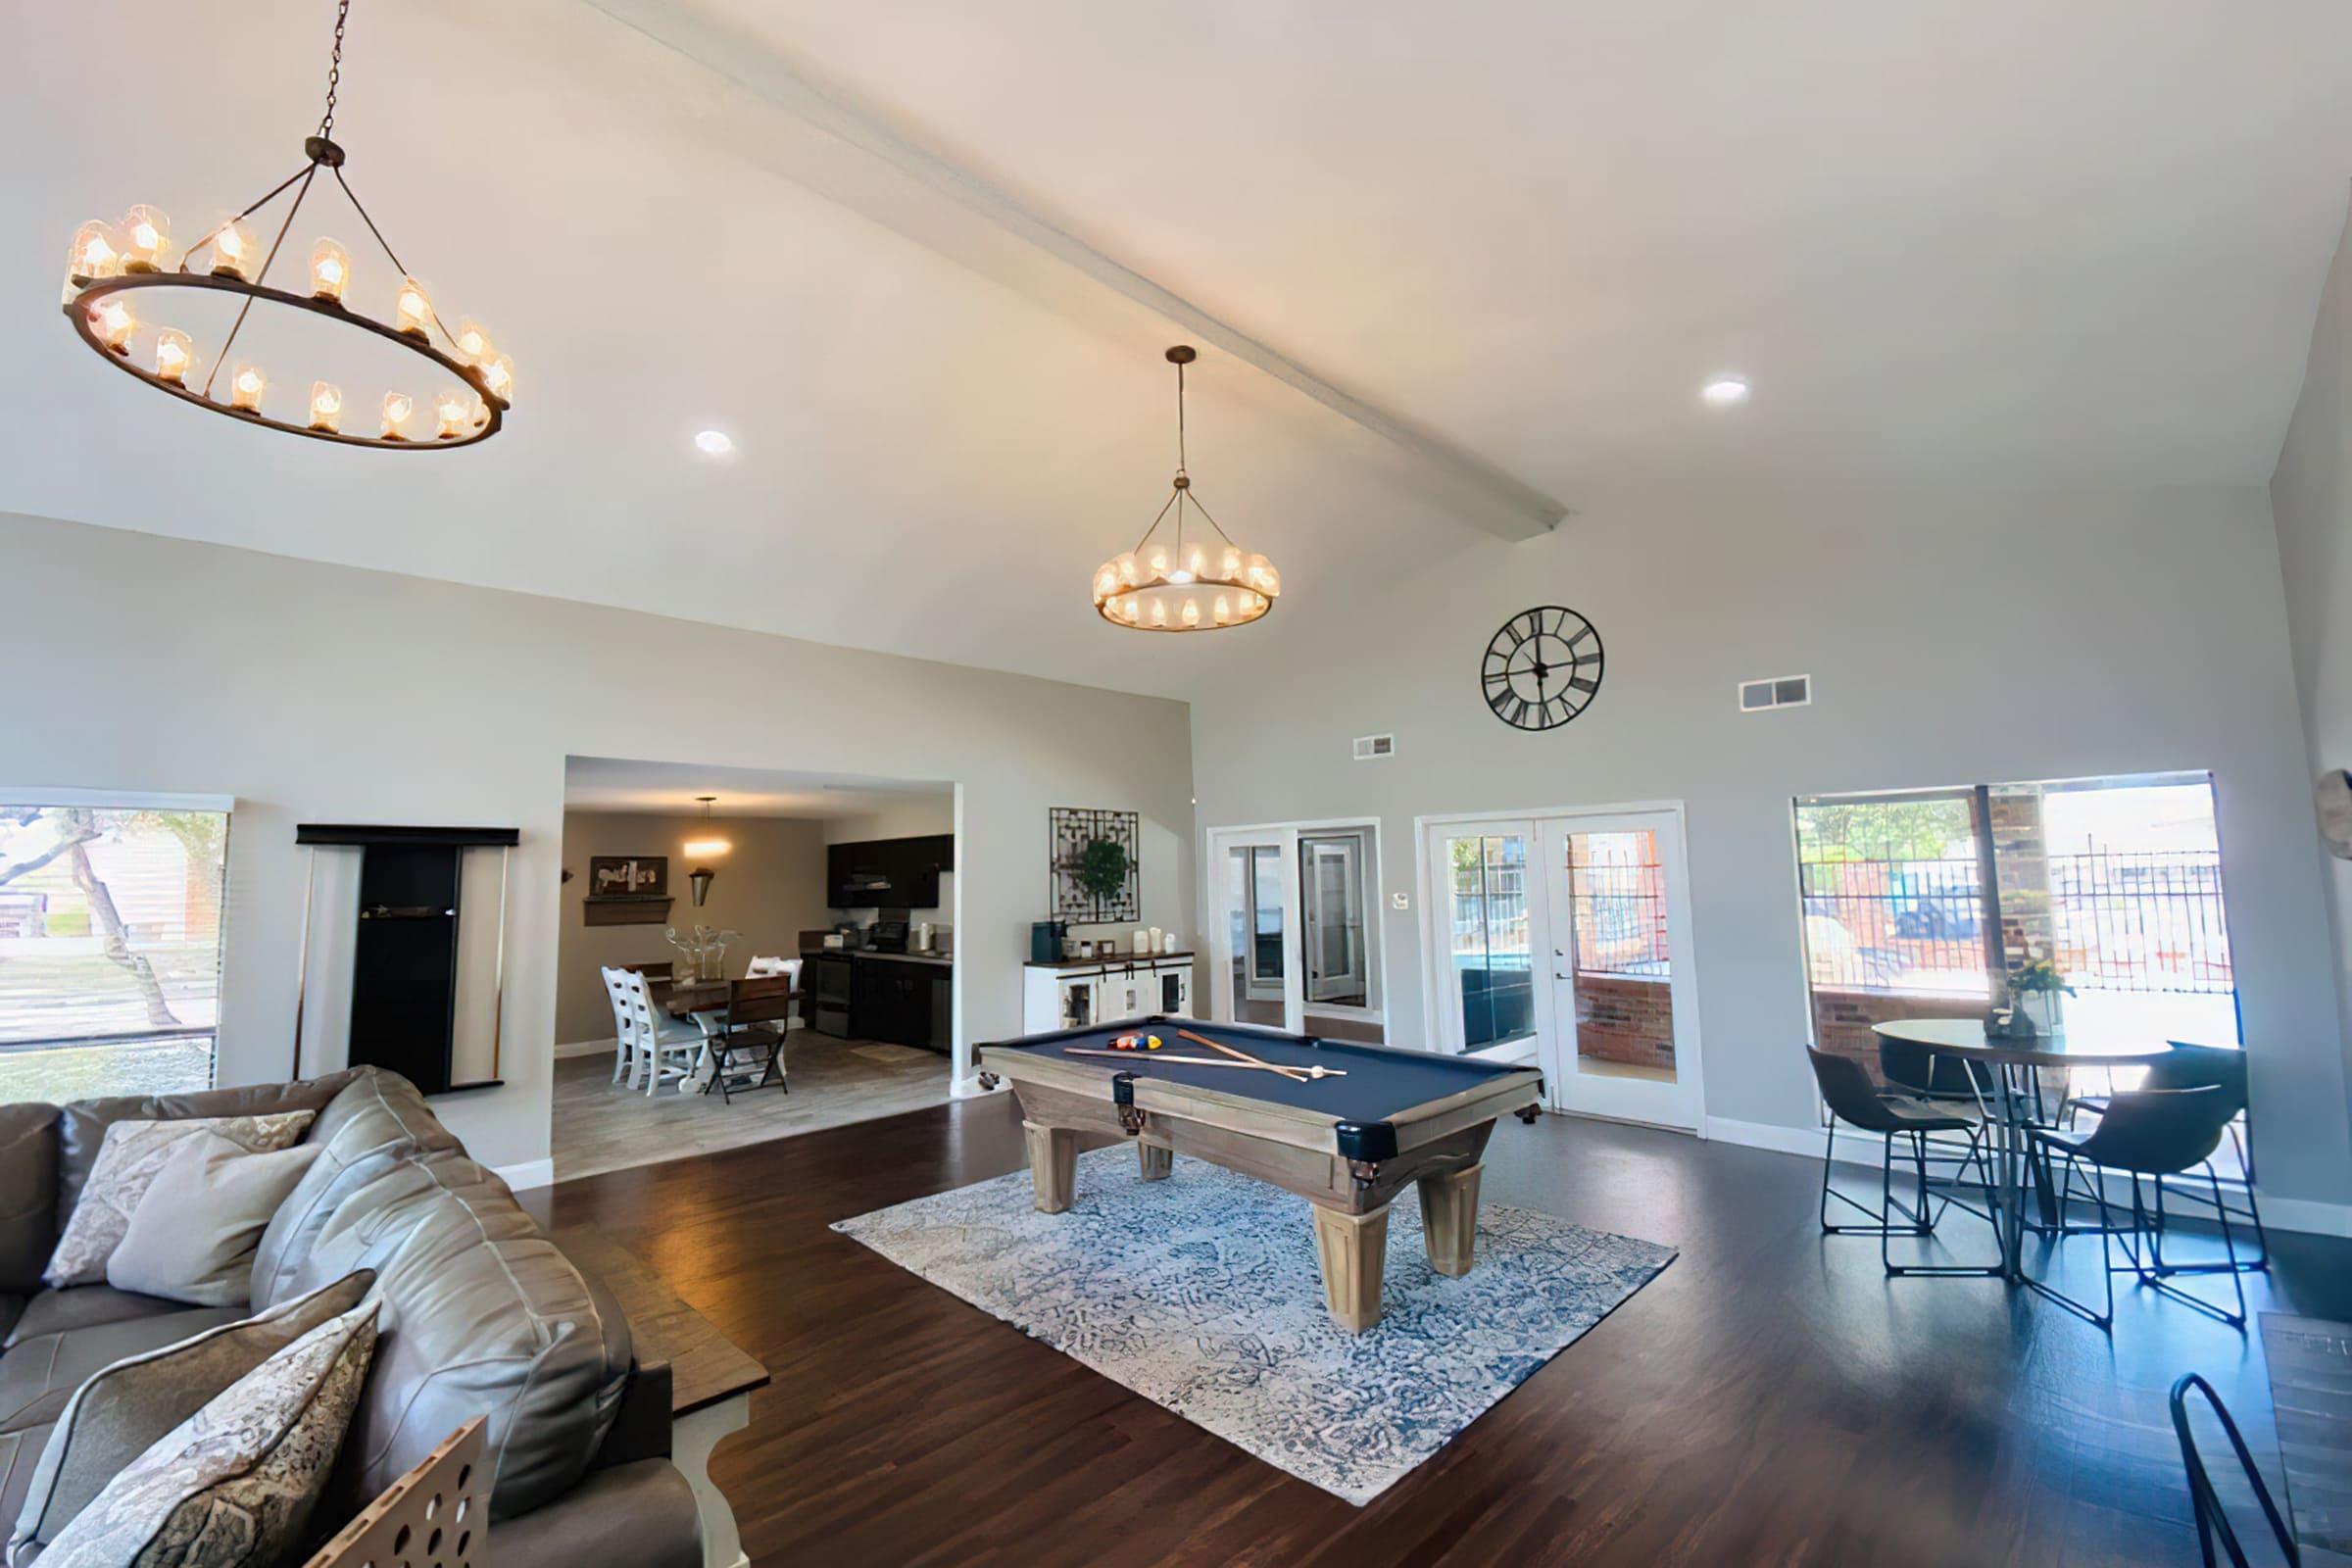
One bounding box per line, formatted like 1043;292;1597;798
1066;1049;1347;1078
1179;1027;1311;1083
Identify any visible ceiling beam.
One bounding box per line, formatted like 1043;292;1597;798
575;0;1565;541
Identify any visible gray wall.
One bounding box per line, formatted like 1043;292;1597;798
0;511;1195;1173
2271;192;2352;1151
1190;480;2352;1218
554;809;830;1047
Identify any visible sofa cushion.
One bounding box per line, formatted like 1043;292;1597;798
7;1273;374;1560
0;1309;245;1433
32;1296;379;1568
52;1073;360;1239
0;1420;58;1558
0;1109;60;1298
4;1290;189;1354
249;1071;461;1312
43;1114;314;1291
106;1135;323;1308
282;1154;627;1521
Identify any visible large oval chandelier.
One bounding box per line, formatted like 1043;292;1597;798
1094;346;1281;632
58;0;512;450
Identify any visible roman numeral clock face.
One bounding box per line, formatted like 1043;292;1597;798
1482;607;1604;731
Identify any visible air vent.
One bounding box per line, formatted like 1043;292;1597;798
1739;675;1812;712
1351;733;1397;760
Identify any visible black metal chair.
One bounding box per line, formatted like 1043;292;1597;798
2028;1085;2249;1329
2064;1043;2268;1273
1808;1047;2002;1277
704;975;795;1103
2170;1373;2301;1567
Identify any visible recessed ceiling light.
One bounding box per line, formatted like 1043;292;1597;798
694;429;734;455
1701;376;1750;408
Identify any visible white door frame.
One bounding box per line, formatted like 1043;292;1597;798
1205;826;1303;1033
1302;834;1368;1004
1198;817;1387;1027
1414;801;1706;1133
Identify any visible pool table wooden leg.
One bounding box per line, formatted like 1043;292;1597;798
1024;1121;1078;1213
1418;1161;1485;1277
1310;1202;1391;1332
1138;1143;1173;1182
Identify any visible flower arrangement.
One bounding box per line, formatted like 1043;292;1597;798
2007;953;2075;1000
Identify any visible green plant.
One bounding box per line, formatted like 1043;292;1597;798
1075;837;1130;901
2007;956;2074;998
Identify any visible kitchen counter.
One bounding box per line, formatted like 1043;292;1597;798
802;949;952;967
1024;951;1194;970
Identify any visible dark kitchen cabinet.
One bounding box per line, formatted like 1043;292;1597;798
849;958;951;1053
826;835;954;909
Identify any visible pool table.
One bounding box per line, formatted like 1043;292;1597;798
975;1017;1545;1331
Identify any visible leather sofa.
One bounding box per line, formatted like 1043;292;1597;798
0;1067;703;1567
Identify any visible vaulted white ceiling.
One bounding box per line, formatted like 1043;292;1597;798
7;0;2351;702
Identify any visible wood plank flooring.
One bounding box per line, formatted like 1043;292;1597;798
521;1097;2352;1566
549;1034;948;1180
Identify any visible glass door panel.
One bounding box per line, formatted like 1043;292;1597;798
1301;833;1368;1006
1426;823;1541;1056
1210;831;1301;1032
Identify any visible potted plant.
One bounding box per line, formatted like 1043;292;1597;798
2006;952;2074;1038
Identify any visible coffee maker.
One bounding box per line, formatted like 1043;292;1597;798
1030;920;1067;963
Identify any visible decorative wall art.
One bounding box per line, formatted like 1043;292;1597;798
583;855;671;926
1051;808;1140;924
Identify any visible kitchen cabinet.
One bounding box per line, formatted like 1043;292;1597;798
826;835;953;909
848;956;952;1052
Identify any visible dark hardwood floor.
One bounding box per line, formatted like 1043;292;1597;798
521;1097;2352;1567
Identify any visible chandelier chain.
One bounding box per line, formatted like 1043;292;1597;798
318;0;351;139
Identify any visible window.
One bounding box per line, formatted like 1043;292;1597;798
1447;833;1533;1051
1794;773;2240;1081
0;802;228;1102
1567;831;1670;979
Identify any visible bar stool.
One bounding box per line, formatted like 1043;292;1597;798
2028;1085;2248;1330
1808;1048;2003;1278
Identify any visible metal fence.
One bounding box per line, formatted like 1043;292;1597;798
2048;849;2233;994
1570;841;1670;978
1796;856;1989;992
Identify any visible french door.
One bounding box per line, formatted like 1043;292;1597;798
1208;829;1302;1032
1423;807;1704;1131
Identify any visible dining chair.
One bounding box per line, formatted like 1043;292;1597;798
2062;1043;2268;1274
613;966;705;1096
745;955;804;1029
599;966;640;1086
2170;1373;2301;1567
2028;1085;2248;1329
703;974;795;1103
1807;1047;2003;1278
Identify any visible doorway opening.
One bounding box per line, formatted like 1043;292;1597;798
1204;821;1385;1042
552;757;957;1181
1418;804;1704;1132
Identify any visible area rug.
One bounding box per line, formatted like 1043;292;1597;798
832;1146;1676;1503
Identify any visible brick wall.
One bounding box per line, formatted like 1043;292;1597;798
1575;974;1675;1070
1811;987;1989;1084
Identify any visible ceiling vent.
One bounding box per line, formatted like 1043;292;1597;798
1739;675;1812;712
1351;734;1397;760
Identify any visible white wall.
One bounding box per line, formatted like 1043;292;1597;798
1;512;1194;1173
1190;480;2352;1220
2270;191;2352;1151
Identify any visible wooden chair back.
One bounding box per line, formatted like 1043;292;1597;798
725;974;798;1030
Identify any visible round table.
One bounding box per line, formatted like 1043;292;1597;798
1868;1018;2180;1283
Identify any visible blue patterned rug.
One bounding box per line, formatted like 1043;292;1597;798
832;1146;1676;1502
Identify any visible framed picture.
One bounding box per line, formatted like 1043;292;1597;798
588;856;668;898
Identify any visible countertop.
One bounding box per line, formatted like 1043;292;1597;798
803;949;954;968
1024;950;1195;970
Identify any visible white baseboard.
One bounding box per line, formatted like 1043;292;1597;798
494;1158;555;1192
1704;1115;2352;1238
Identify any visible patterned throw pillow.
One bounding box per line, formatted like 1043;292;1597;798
43;1114;316;1291
30;1294;380;1568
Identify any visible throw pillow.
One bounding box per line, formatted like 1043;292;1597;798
105;1135;325;1308
7;1271;375;1564
43;1113;315;1291
28;1292;380;1568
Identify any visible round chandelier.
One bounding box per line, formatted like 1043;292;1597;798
58;0;512;450
1093;346;1281;632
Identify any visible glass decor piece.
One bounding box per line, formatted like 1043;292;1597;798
664;924;741;983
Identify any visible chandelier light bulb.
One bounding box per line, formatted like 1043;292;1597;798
309;381;343;433
478;353;514;404
310;238;350;303
88;297;135;354
394;276;433;340
119;206;172;272
1213;595;1233;624
228;363;267;414
153;329;193;386
67;221;120;287
208;220;257;280
454;318;493;364
433;387;473;439
380;390;415;440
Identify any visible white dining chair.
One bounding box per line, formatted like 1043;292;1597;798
614;966;704;1095
599;965;640;1086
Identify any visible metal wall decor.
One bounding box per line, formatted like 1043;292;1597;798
1050;808;1141;924
59;0;513;450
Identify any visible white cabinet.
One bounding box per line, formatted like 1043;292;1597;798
1022;955;1196;1033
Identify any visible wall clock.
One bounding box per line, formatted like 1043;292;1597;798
1482;606;1604;731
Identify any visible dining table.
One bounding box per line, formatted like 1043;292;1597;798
1868;1016;2184;1285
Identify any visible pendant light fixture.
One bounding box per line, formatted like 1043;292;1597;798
1094;346;1281;632
57;0;512;449
685;797;728;907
